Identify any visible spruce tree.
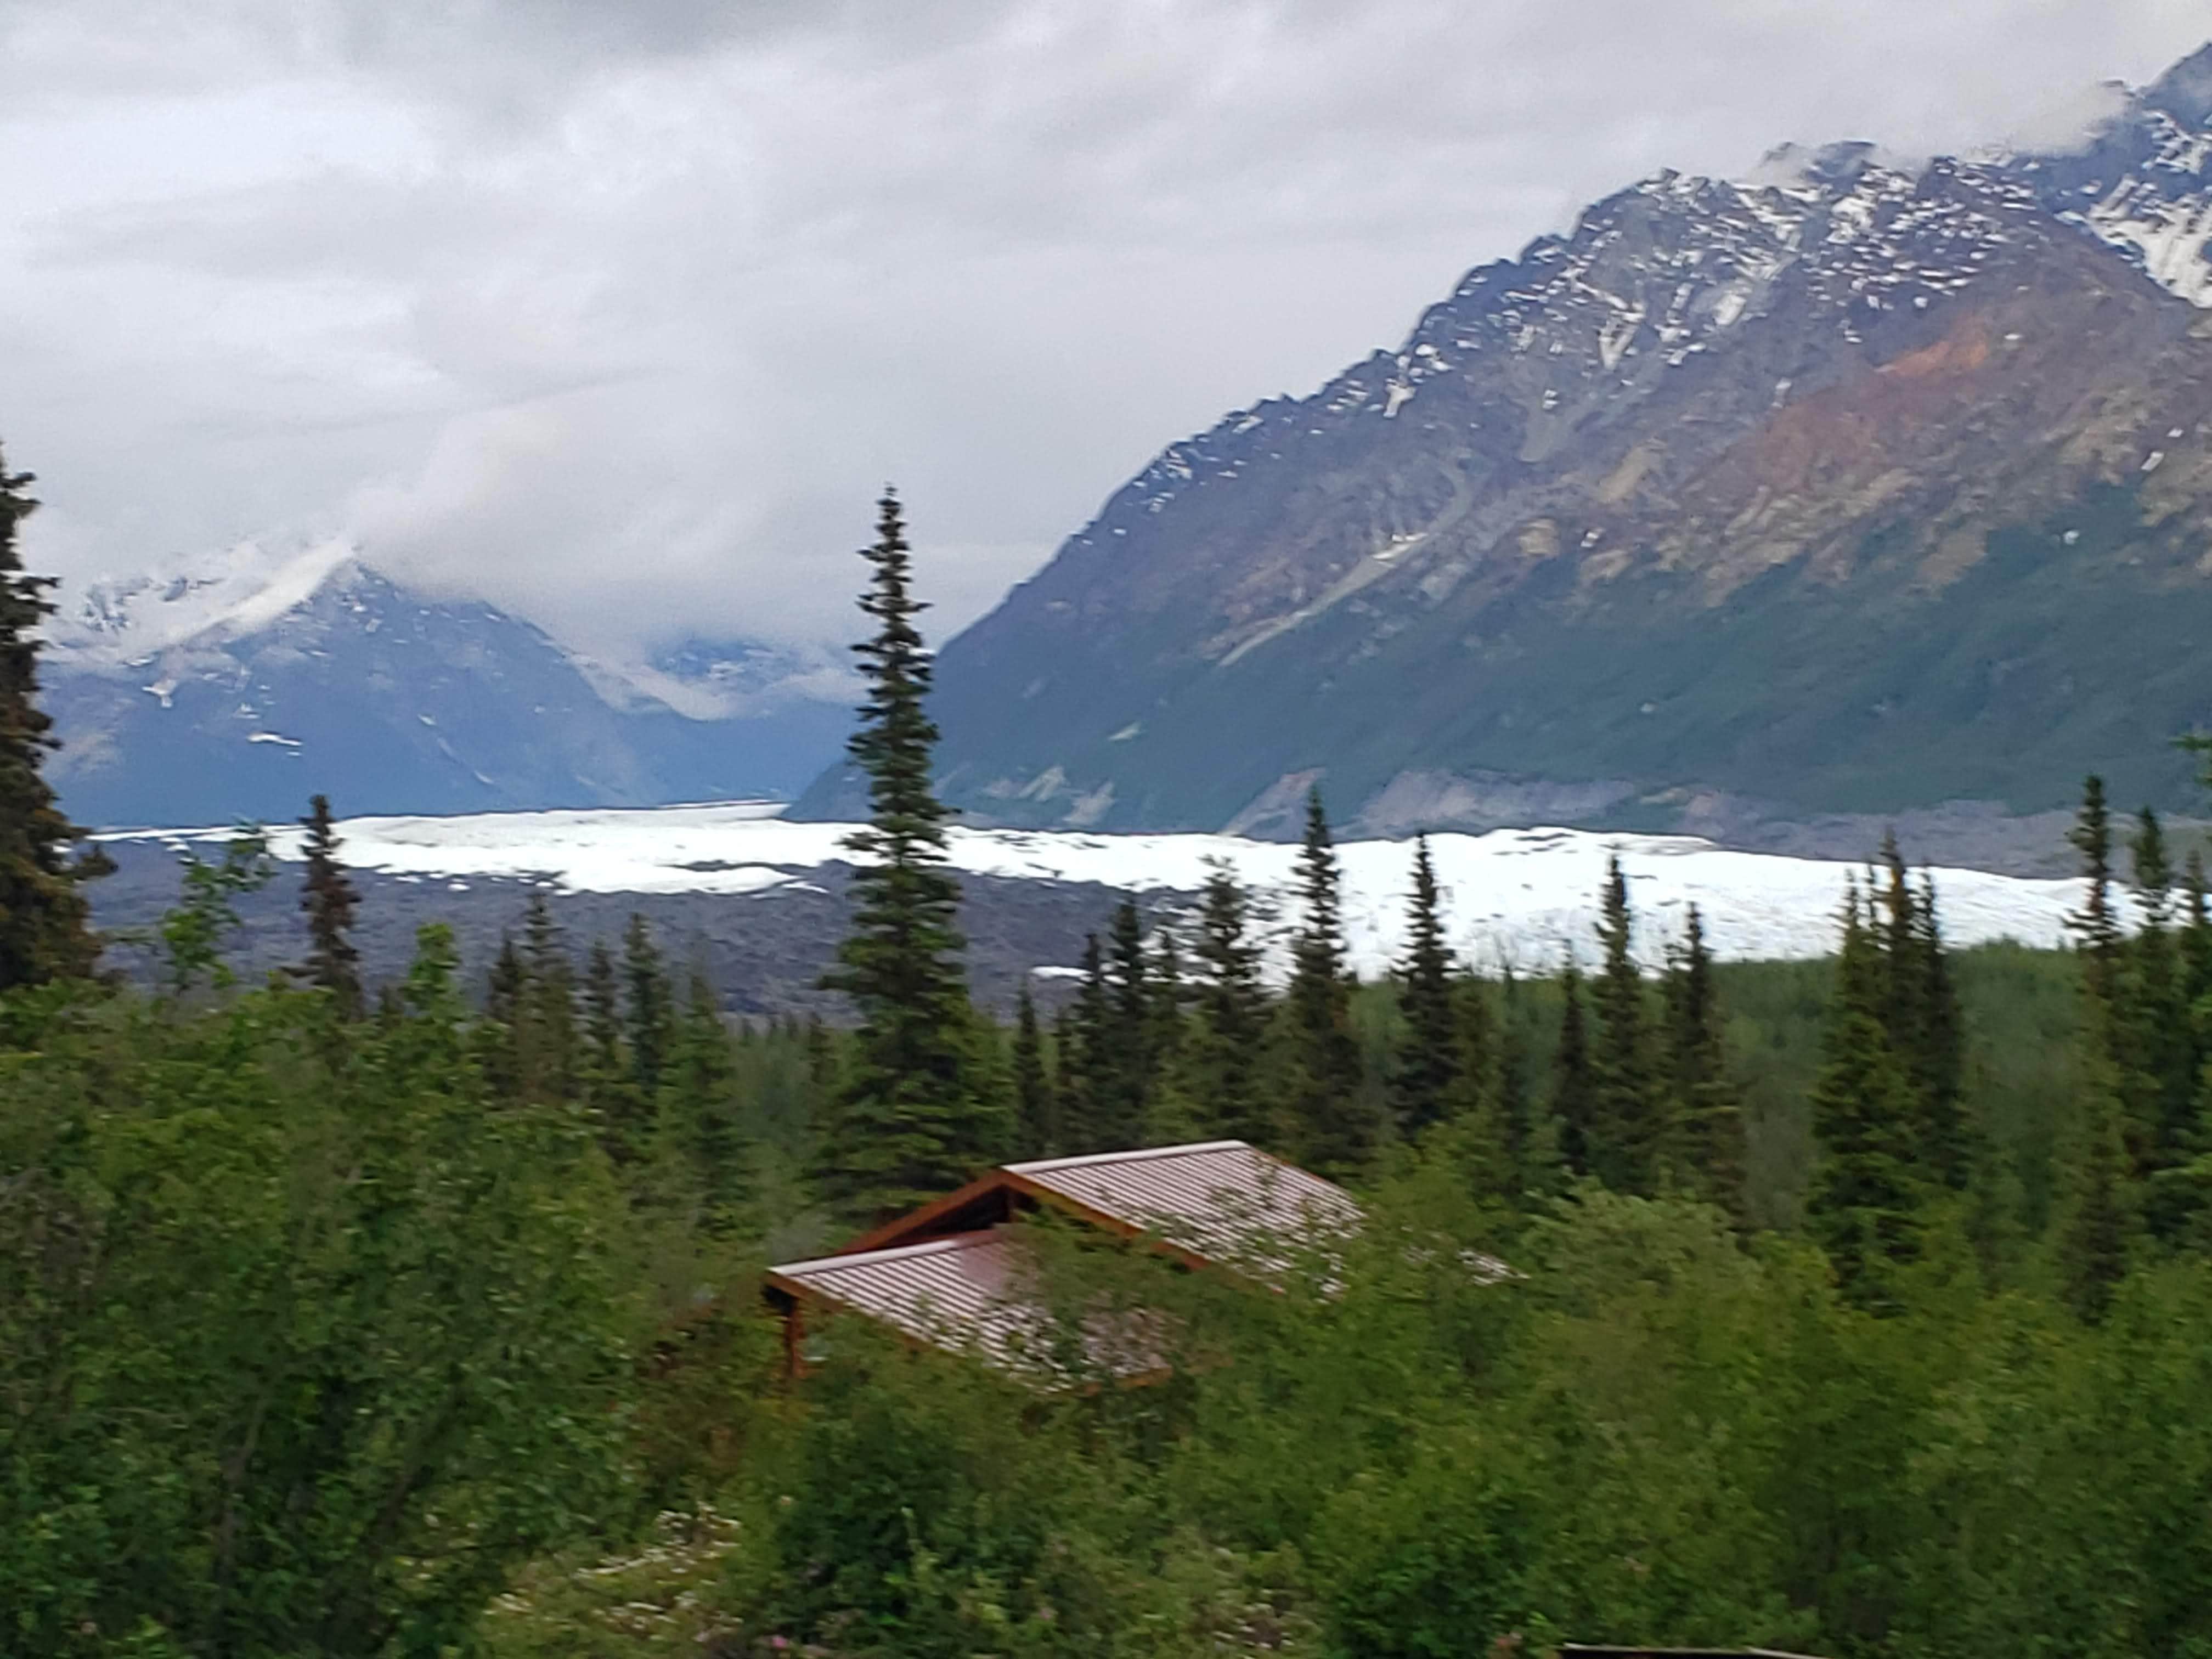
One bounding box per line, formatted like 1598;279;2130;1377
583;936;623;1080
0;450;106;993
1805;883;1926;1314
1496;964;1554;1195
2184;849;2212;1013
1282;788;1374;1176
1590;854;1661;1192
483;934;526;1100
1875;832;1919;1044
582;936;646;1160
1150;929;1188;1073
296;793;362;1018
1059;931;1114;1153
1441;971;1498;1129
1911;872;1970;1189
1664;904;1746;1220
1049;1000;1084;1152
2128;808;2195;1197
1390;835;1460;1136
1188;860;1271;1146
805;1013;838;1100
622;912;675;1101
2061;1043;2137;1325
1103;897;1156;1145
1553;960;1598;1179
519;891;578;1102
2068;775;2123;1012
817;492;996;1221
663;971;748;1233
1012;981;1055;1158
1146;927;1203;1142
1868;842;1968;1189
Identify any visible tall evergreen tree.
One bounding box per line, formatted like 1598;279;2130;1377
583;936;623;1082
1441;971;1498;1129
483;933;527;1099
622;912;675;1101
1146;927;1204;1143
1011;981;1055;1158
1911;871;1970;1189
1188;860;1271;1146
2184;849;2212;1013
1664;904;1746;1220
1590;853;1662;1193
1867;840;1968;1189
1102;898;1158;1145
1150;929;1188;1073
296;793;362;1018
1805;882;1926;1314
1282;789;1374;1176
663;971;747;1233
1391;836;1460;1136
1875;832;1919;1040
805;1012;839;1101
2060;1043;2138;1325
582;935;646;1159
0;450;106;994
2128;807;2195;1199
1049;1000;1084;1151
518;891;578;1102
1495;964;1550;1194
1553;960;1598;1180
1058;932;1114;1153
817;492;997;1221
2068;775;2123;1013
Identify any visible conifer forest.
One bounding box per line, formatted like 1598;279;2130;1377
15;474;2212;1659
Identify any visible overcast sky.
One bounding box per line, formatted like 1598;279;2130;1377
4;1;2207;666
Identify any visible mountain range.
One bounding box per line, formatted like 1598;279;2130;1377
45;45;2212;848
797;42;2212;846
41;541;851;827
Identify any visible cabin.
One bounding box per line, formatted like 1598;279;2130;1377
764;1139;1362;1382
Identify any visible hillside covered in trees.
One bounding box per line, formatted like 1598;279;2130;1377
9;476;2212;1657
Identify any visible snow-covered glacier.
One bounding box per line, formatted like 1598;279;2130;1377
103;803;2094;980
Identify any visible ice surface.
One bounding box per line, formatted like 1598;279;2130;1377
103;803;2097;980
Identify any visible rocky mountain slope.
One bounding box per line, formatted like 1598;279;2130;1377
43;542;850;827
800;43;2212;842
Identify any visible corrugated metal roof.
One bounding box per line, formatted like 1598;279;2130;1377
772;1231;1026;1355
770;1228;1164;1380
769;1141;1368;1380
1008;1139;1361;1273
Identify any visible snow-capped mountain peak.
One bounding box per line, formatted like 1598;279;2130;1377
38;541;852;827
2017;46;2212;308
52;538;362;668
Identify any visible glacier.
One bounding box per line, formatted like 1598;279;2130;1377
100;803;2096;981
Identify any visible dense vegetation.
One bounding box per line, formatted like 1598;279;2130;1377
9;476;2212;1657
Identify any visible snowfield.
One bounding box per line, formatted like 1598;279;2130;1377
103;802;2095;980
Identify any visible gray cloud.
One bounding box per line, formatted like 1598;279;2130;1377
3;0;2207;669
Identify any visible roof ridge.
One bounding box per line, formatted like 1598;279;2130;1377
1005;1138;1254;1175
771;1228;1003;1277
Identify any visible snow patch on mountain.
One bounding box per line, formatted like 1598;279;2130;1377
573;640;860;723
104;803;2096;980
